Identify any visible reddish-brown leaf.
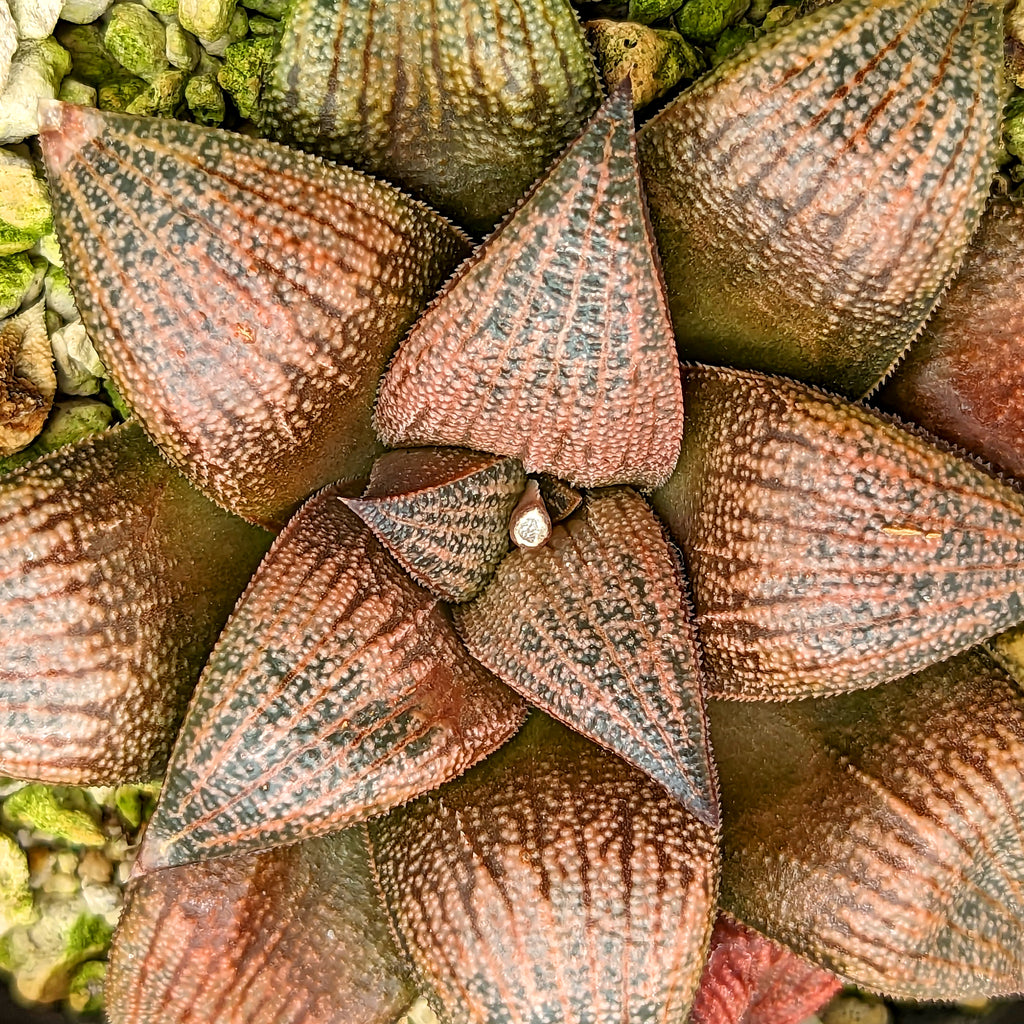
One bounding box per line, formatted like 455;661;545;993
711;648;1024;1000
343;447;526;603
637;0;1004;397
654;366;1024;699
38;102;470;528
876;199;1024;478
107;828;415;1024
375;84;684;489
0;423;271;785
137;486;525;871
369;714;719;1024
455;488;717;827
689;915;841;1024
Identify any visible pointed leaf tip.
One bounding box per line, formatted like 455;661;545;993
140;486;525;869
655;366;1024;699
455;489;718;827
638;0;1005;397
376;86;683;489
36;100;103;174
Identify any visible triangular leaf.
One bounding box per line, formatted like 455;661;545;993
376;85;684;489
137;486;525;871
455;488;717;826
344;447;526;602
369;714;719;1024
39;102;470;528
654;366;1024;698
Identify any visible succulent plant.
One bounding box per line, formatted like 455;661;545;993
0;0;1023;1021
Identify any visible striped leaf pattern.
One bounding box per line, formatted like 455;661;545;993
455;489;717;827
710;648;1024;999
369;714;719;1024
376;85;685;489
344;447;527;603
107;828;415;1024
637;0;1004;397
138;486;525;871
0;423;272;784
262;0;601;232
39;101;471;528
654;366;1024;699
689;915;841;1024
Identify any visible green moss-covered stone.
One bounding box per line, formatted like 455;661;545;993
1004;94;1024;160
97;75;148;112
54;22;120;84
126;67;188;115
67;959;106;1014
57;77;98;105
113;782;160;830
202;6;248;55
627;0;686;23
184;71;225;124
142;0;180;13
710;21;758;64
179;0;237;39
104;3;169;80
2;786;106;847
674;0;751;43
0;157;52;258
0;398;114;477
0;832;36;934
587;20;703;111
217;35;272;119
0;252;35;318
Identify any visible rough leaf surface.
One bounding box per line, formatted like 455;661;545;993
638;0;1004;397
370;714;719;1024
0;422;272;784
138;486;525;871
375;85;684;489
876;199;1024;478
345;447;526;603
689;915;841;1024
262;0;601;232
710;648;1024;1000
108;828;415;1024
654;366;1024;698
456;488;717;825
38;101;470;528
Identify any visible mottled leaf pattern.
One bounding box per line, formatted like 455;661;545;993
654;366;1024;698
137;487;525;871
39;102;470;527
262;0;601;232
369;714;719;1024
0;423;271;785
344;447;526;602
456;489;717;827
108;828;415;1024
689;915;841;1024
638;0;1004;397
375;85;685;489
711;648;1024;999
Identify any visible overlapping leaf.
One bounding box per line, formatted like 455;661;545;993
138;487;525;871
39;101;471;528
711;648;1024;999
0;423;270;784
376;85;685;489
369;714;719;1024
655;366;1024;698
638;0;1004;396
